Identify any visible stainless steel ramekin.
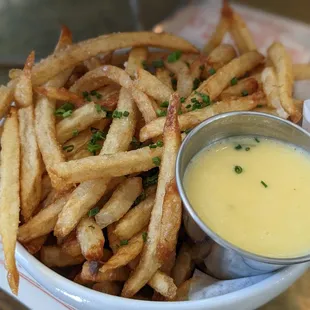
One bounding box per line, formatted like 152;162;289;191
176;111;310;272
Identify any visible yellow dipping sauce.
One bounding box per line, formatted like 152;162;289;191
184;136;310;258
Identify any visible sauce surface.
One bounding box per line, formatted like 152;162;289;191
183;136;310;258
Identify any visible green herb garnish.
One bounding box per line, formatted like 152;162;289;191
235;144;242;150
141;60;148;70
142;168;159;188
241;90;249;97
55;102;75;118
261;181;268;188
160;101;169;108
234;165;243;174
193;78;201;90
62;145;74;153
156;109;167;117
245;147;250;151
199;64;205;71
231;77;238;85
255;137;260;143
95;104;102;113
142;232;148;242
112;110;123;118
134;191;146;206
171;78;177;90
123;111;130;117
72;129;79;137
186;104;192;109
152;59;164;68
180;97;185;103
120;240;129;246
88;207;100;217
195;91;210;104
184;128;191;134
156;140;163;147
131;137;141;149
208;68;216;75
167;51;182;63
152;157;161;167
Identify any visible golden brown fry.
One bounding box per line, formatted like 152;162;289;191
164;60;193;98
156;68;173;89
186;51;264;105
40;174;52;202
23;235;48;255
0;108;20;294
61;233;82;257
140;92;263;141
114;193;155;240
18;193;71;243
54;87;137;239
126;47;148;78
56;102;106;144
95;177;142;229
40;246;85;268
157;179;182;268
31;32;198;85
92;281;122;296
35;86;84;107
108;223;121;254
76;217;105;261
0;85;14;120
293;63;310;80
219;77;258;100
95;85;120;111
18;105;43;221
99;230;146;273
9;68;22;80
261;67;289;119
84;57;102;71
122;93;181;298
148;271;177;300
268;42;299;122
174;278;192;301
172;243;194;287
206;44;237;68
134;68;173;103
51;146;162;184
14;51;35;108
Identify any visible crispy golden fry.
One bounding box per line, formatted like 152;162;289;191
174;278;192;301
268;43;299;122
156;68;173;89
40;174;52;202
126;47;148;78
51;146;162;184
70;65;157;123
54;87;137;239
56;102;106;144
9;68;22;80
92;281;122;296
202;1;230;54
206;44;237;68
67;149;92;160
81;261;130;282
261;67;289;119
108;223;121;254
84;57;102;71
186;51;264;105
31;32;198;85
18;105;43;221
219;77;258;100
148;271;177;300
35;26;73;190
0;108;20;294
14;51;35;108
172;243;194;287
134;68;173;102
40;246;85;268
140;92;263;141
61;233;82;257
122;93;181;298
0;85;14;120
114;193;155;240
95;85;120;111
164;60;193;98
293;64;310;80
41;188;63;209
157;179;182;267
77;217;105;261
99;230;146;273
35;86;84;107
95;177;142;229
23;235;48;255
190;241;212;263
18;193;71;243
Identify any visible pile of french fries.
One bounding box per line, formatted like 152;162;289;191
1;0;310;301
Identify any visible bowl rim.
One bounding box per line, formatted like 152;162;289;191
176;111;310;265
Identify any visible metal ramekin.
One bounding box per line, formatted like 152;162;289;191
176;111;310;269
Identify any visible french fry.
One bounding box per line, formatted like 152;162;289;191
76;217;105;261
174;278;192;301
31;32;198;85
172;243;194;287
268;43;300;122
190;241;212;263
84;56;102;71
95;177;142;229
140;92;263;141
186;51;264;105
92;281;122;296
0;85;14;120
54;87;137;239
164;60;193;98
156;68;173;89
206;44;237;68
68;149;92;160
51;146;162;184
18;193;71;243
14;51;35;108
9;68;22;80
40;174;52;202
261;67;289;119
40;246;85;268
56;102;106;144
126;47;148;78
122;93;181;298
157;179;182;268
293;63;310;80
219;77;258;100
114;193;155;240
148;271;177;300
0;108;20;294
134;68;173;103
23;235;48;255
95;85;120;111
61;233;82;257
99;230;146;273
107;223;121;254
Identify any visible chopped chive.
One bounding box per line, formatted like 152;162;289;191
90;90;97;96
131;137;141;149
208;67;216;75
184;128;191;134
167;50;182;63
112;110;123;118
88;207;100;217
95;104;102;113
255;137;260;143
261;180;268;188
142;169;159;188
62;145;74;152
149;144;157;149
96;93;102;99
186;104;192;109
160;101;169;108
195;91;210;104
123;111;130;117
199;64;205;71
152;59;164;68
180;97;185;103
55;102;75;118
142;232;148;242
231;77;238;86
134;191;146;206
178;109;183;115
245;147;250;151
256;104;263;108
152;156;161;167
193;78;201;90
62;110;73;118
156;140;163;147
171;78;177;90
120;239;128;246
241;90;249;97
141;60;148;70
234;165;243;174
235;144;242;150
72;129;79;137
82;91;89;98
156;109;167;117
87;143;101;155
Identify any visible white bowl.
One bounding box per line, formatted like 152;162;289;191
16;243;309;310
